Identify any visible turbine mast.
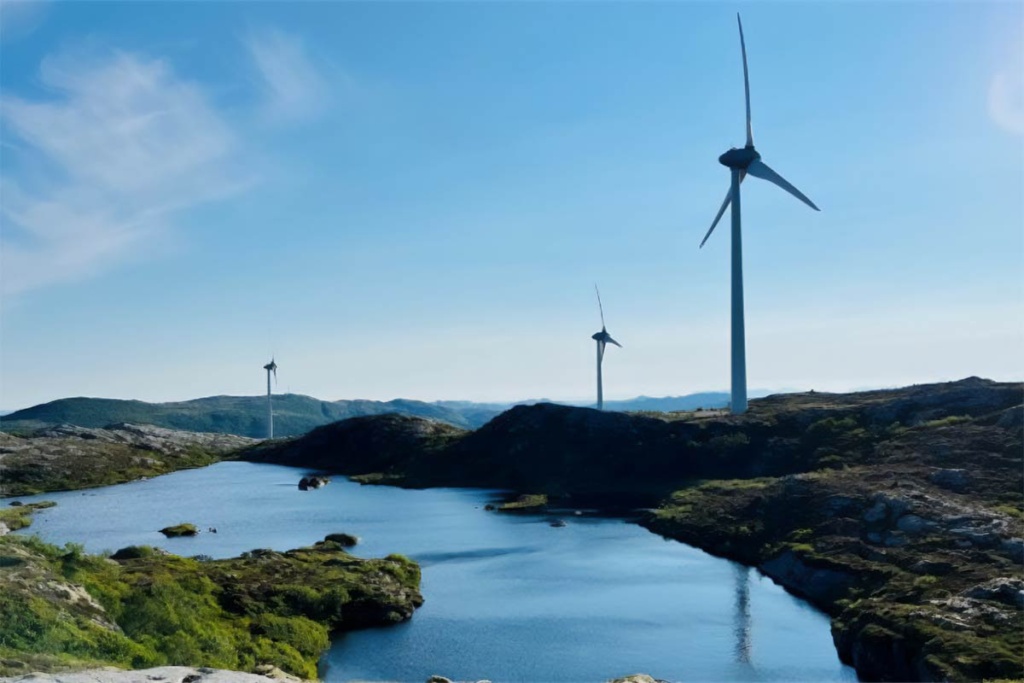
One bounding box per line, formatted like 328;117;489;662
266;365;274;439
729;168;748;414
596;341;604;411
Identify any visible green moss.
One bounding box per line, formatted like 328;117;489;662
789;542;816;554
159;523;198;537
919;415;972;428
0;533;422;678
0;501;56;531
993;504;1023;520
498;493;548;511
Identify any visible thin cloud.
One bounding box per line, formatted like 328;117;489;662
989;67;1024;135
244;28;329;123
0;49;248;297
0;0;51;42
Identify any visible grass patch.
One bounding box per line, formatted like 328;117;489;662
0;501;56;531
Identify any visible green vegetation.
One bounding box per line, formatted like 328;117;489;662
0;534;422;678
498;494;549;511
919;415;972;428
0;428;241;498
0;501;56;531
159;523;198;537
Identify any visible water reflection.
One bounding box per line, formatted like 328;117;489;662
734;564;752;665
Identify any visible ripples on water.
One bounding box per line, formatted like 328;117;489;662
8;462;857;683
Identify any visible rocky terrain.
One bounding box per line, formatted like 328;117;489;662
242;377;1023;682
0;424;256;497
0;506;422;680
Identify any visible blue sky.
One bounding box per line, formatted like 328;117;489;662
1;0;1021;410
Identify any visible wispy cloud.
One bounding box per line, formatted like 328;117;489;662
0;49;248;297
244;28;329;123
989;64;1024;135
0;0;51;42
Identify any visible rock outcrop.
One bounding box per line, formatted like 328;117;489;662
0;424;256;497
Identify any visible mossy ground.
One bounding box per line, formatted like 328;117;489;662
0;501;57;531
498;494;548;511
0;532;422;679
645;414;1024;683
0;440;223;497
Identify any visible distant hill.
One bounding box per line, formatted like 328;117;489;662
0;392;737;438
0;395;495;438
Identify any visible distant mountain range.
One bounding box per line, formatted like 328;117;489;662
0;391;743;438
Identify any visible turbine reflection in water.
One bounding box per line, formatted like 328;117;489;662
734;564;752;665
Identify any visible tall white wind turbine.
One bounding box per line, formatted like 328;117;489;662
263;358;277;439
591;286;622;411
700;14;820;415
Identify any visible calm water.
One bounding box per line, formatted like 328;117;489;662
8;462;856;683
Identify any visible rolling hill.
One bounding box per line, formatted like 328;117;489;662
0;392;735;438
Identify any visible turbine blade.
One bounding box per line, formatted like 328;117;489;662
738;13;753;147
595;284;605;329
746;159;820;211
607;336;622;348
598;339;606;362
699;171;746;248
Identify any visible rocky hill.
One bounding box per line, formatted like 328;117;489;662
1;392;736;439
0;424;256;497
241;377;1023;682
0;394;500;437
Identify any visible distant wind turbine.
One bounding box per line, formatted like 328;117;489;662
263;358;277;439
592;286;622;411
699;14;820;415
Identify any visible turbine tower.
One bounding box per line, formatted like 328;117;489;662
591;286;622;411
700;14;820;414
263;358;277;439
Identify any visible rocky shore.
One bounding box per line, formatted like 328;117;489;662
0;424;256;497
0;512;422;679
242;377;1023;682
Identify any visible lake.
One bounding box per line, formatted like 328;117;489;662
8;461;857;683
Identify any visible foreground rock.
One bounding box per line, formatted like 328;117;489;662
0;424;256;497
0;533;422;679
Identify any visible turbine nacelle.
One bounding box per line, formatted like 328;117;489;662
718;146;760;170
592;329;622;347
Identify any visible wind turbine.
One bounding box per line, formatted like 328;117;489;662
263;358;277;439
592;286;622;411
700;14;820;415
